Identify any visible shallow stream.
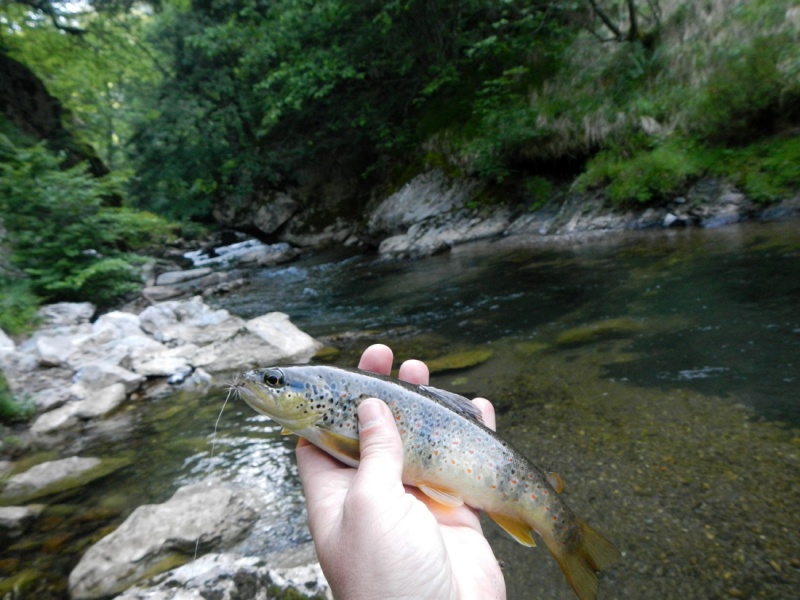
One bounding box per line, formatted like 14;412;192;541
3;220;799;599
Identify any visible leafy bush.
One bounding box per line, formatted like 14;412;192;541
0;135;172;307
0;277;40;335
577;140;700;206
0;372;35;425
692;35;794;144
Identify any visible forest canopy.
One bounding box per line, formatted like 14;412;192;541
1;0;799;321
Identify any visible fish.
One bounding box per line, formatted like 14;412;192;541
236;364;620;600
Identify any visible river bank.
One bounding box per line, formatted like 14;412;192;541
1;213;799;599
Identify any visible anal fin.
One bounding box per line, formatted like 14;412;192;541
417;482;464;507
487;511;537;547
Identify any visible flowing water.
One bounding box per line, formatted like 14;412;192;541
2;220;799;599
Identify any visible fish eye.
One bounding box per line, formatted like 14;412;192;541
263;369;285;387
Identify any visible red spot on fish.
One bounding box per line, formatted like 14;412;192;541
477;475;481;480
545;507;550;512
511;479;518;485
452;440;460;446
491;485;497;489
530;494;537;500
467;469;472;473
543;490;549;495
433;450;439;456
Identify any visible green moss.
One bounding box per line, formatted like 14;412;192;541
0;373;36;425
555;318;644;347
0;568;41;595
426;349;494;374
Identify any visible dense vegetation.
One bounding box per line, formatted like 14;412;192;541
1;0;799;327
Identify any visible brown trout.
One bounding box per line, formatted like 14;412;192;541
236;365;619;600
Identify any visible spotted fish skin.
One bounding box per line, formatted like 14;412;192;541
237;365;619;600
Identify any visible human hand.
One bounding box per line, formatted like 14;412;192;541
296;344;506;600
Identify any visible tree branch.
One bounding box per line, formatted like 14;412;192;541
15;0;87;35
586;0;624;41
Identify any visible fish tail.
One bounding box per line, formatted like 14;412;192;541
547;518;620;600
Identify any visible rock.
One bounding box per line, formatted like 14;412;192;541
0;456;131;505
378;208;511;258
37;302;95;328
0;505;44;538
191;312;321;372
29;403;81;434
0;328;14;352
138;297;244;345
34;327;92;367
69;481;258;600
70;364;144;398
130;344;198;377
144;270;250;302
155;267;214;286
113;551;330;600
252;194;300;235
368;169;478;236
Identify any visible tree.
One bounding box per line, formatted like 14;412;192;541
585;0;661;43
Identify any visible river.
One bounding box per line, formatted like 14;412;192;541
3;220;799;599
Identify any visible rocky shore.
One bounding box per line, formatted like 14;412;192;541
0;297;328;599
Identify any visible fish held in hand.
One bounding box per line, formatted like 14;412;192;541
236;365;620;600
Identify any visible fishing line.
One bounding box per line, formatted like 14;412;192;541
191;378;237;566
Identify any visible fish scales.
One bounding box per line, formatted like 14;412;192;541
236;364;619;600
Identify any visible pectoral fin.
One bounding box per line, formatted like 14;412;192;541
417;483;464;507
547;471;564;493
315;429;361;465
487;511;537;547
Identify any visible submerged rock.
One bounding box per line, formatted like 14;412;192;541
555;317;644;346
0;456;131;505
69;480;258;600
426;348;494;373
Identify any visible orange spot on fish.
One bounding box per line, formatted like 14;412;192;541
530;494;537;500
433;450;439;456
467;469;472;473
511;479;518;485
491;485;497;489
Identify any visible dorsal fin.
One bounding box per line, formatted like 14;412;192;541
419;385;485;425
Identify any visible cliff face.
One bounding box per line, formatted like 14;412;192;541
0;51;108;178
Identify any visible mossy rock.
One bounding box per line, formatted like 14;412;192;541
426;349;494;374
555;317;644;346
0;455;133;506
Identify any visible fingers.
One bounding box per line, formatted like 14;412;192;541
471;397;496;431
398;359;429;385
358;343;393;375
351;398;405;494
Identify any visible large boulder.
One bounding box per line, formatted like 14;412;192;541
69;481;258;600
368;169;478;237
113;550;330;600
138;296;244;345
191;312;321;372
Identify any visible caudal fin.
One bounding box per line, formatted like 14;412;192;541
551;519;620;600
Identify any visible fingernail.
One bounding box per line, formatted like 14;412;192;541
357;398;385;430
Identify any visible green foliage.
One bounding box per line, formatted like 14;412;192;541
525;176;555;211
577;139;701;206
0;278;40;335
0;372;35;425
0;135;171;306
695;137;800;204
692;34;799;144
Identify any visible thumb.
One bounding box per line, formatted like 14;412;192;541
353;398;405;491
